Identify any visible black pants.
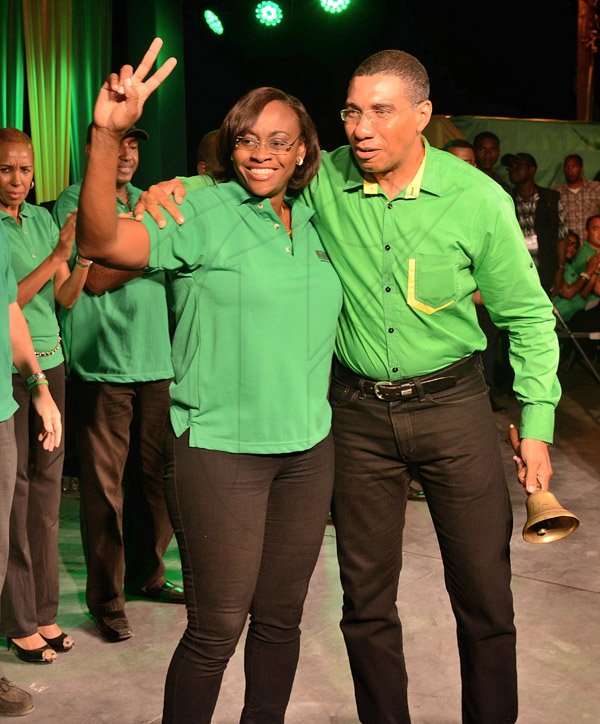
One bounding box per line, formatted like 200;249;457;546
0;365;65;637
330;357;517;724
73;376;173;615
162;429;334;724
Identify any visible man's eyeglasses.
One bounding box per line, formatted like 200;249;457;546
234;136;300;155
340;104;420;125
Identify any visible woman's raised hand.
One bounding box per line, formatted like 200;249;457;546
93;37;177;138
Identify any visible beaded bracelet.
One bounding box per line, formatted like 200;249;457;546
25;371;48;390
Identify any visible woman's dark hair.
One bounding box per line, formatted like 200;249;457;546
214;87;320;192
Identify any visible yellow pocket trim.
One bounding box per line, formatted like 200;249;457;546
407;258;455;314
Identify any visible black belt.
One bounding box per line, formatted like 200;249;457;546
332;355;479;402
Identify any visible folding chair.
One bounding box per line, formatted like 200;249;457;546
553;305;600;385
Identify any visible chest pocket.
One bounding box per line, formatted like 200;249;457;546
407;254;456;314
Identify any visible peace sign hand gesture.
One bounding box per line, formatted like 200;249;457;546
93;37;177;138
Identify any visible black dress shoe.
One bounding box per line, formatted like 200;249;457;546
128;580;185;604
94;611;133;642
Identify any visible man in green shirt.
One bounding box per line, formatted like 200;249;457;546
136;48;560;724
303;51;558;724
52;125;182;644
0;224;61;715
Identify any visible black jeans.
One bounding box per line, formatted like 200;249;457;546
330;356;517;724
162;429;334;724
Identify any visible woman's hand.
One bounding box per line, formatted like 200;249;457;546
93;37;177;138
31;385;62;451
54;211;77;262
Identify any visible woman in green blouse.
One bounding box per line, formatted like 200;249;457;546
76;42;343;723
0;128;88;664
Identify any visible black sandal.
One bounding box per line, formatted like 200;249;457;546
40;632;74;653
7;638;56;664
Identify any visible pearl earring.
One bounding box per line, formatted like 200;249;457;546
296;158;304;166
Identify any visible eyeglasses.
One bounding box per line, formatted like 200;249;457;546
234;136;300;155
340;104;419;125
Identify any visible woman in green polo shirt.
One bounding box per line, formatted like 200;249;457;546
0;128;89;664
76;47;343;724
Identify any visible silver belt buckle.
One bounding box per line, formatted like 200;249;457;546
373;380;393;400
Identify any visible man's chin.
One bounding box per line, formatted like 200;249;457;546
353;156;381;174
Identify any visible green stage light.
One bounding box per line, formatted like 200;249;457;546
320;0;351;12
255;2;283;27
204;9;224;35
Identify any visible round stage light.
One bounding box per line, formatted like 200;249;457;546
320;0;351;13
204;9;224;35
255;2;283;27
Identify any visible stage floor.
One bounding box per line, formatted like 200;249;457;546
2;356;599;723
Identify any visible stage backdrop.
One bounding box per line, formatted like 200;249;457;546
424;114;600;189
0;0;186;204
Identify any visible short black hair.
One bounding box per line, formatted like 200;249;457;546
349;50;429;104
196;130;220;164
473;131;500;149
564;153;583;165
442;139;474;151
585;214;600;230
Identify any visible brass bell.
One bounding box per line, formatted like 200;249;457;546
522;490;580;544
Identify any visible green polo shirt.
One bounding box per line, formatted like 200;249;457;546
300;142;559;442
143;179;343;454
1;202;64;372
0;225;18;421
52;182;173;382
553;241;600;321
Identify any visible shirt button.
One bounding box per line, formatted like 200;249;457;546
387;203;393;209
274;223;280;229
385;244;391;251
284;246;292;254
385;286;391;293
388;328;394;333
258;203;263;209
392;367;398;373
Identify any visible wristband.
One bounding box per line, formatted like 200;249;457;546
29;379;49;390
25;371;47;389
579;272;591;281
76;255;93;268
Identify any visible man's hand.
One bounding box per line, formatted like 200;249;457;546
133;179;188;228
31;385;62;451
585;251;600;275
93;37;177;139
508;424;553;493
